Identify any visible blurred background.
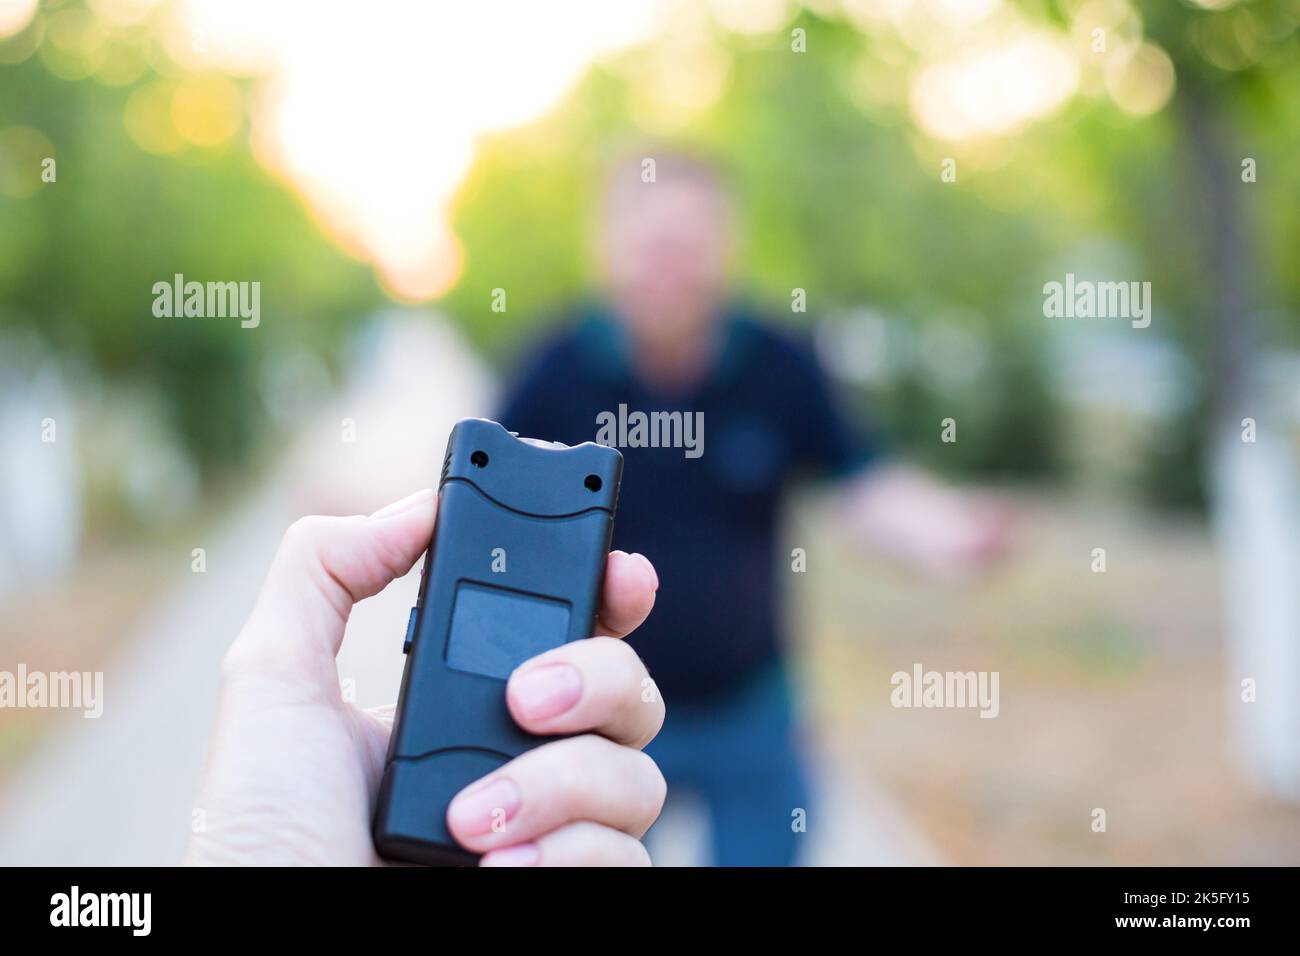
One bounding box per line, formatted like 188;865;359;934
1;0;1299;865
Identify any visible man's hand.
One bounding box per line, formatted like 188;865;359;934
842;464;1014;580
185;488;665;866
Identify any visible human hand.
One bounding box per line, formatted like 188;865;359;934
845;465;1015;580
185;488;665;866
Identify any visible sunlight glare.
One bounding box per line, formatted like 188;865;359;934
910;29;1078;142
177;0;659;300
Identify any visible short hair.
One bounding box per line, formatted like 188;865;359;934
600;147;732;213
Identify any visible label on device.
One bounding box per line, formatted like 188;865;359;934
445;582;571;680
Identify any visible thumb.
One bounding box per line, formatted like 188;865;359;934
224;489;436;679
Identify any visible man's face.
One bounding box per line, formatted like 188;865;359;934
599;176;731;349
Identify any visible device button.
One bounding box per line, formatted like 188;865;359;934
402;606;418;654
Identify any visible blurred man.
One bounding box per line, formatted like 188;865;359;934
498;152;1006;866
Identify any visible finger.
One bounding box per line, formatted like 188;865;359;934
596;550;657;638
506;636;664;747
446;734;666;854
480;822;651;867
226;488;436;672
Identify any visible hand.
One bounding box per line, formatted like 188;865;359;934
185;488;665;866
845;465;1014;580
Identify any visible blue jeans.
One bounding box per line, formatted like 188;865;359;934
645;661;811;866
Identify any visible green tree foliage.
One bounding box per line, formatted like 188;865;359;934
0;19;381;476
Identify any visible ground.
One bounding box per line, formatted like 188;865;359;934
795;489;1300;865
3;470;1298;863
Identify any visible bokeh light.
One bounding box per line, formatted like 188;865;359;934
123;80;185;155
170;74;242;147
0;124;54;198
38;5;109;81
1105;41;1176;116
0;0;37;39
910;29;1079;141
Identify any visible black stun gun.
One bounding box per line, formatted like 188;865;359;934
373;418;623;866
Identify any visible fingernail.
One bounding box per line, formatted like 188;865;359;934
510;664;582;721
447;777;520;838
480;843;540;867
370;488;434;520
630;552;658;591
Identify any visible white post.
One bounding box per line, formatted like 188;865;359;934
1211;416;1300;801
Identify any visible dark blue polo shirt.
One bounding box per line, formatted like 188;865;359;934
497;303;876;701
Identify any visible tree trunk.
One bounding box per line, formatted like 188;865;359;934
1177;76;1300;801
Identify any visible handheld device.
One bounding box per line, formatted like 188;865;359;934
373;417;623;865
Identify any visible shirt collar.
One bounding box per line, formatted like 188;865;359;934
573;299;756;397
